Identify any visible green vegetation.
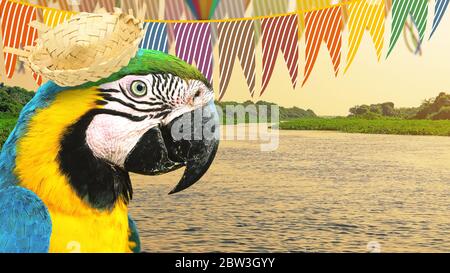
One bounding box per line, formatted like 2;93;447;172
216;100;316;124
3;83;450;149
0;116;17;148
349;92;450;120
280;117;450;136
348;102;419;119
280;92;450;136
0;84;33;148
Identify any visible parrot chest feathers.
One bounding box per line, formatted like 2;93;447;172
14;88;133;252
47;202;132;253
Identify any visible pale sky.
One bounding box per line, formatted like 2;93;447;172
2;6;450;116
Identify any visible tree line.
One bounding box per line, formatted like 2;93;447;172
348;92;450;120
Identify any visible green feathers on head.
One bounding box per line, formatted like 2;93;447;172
84;49;211;89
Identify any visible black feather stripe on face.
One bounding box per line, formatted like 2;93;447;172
58;110;135;210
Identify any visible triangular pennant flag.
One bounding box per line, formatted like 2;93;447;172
139;22;168;53
122;0;160;19
174;22;213;82
79;0;97;12
184;0;220;48
0;0;41;85
184;0;220;20
165;0;194;47
142;0;160;19
214;0;245;19
261;14;299;95
37;0;49;7
43;7;74;28
387;0;428;57
218;20;256;99
296;0;331;39
303;6;343;86
57;0;70;11
209;0;221;19
345;0;385;73
430;0;450;38
98;0;115;12
253;0;289;44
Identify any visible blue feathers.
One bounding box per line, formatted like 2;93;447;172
0;82;63;189
128;215;141;253
0;82;61;252
0;186;52;253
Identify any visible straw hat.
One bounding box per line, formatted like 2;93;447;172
5;8;145;86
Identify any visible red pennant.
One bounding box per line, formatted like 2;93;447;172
261;14;299;95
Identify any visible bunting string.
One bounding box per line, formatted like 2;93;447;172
0;0;448;100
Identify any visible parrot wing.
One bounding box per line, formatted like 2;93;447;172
0;186;52;253
128;215;141;253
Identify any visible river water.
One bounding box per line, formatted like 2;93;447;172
129;129;450;252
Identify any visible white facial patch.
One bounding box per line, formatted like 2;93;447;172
87;73;214;167
86;114;159;168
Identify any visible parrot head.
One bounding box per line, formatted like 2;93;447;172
0;49;220;210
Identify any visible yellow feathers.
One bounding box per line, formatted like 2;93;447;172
15;88;132;253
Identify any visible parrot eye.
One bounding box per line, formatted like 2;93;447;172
130;80;147;97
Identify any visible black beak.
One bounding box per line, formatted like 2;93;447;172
124;101;220;194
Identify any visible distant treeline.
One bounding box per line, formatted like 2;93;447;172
349;92;450;120
215;100;316;123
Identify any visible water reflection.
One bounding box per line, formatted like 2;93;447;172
130;130;450;252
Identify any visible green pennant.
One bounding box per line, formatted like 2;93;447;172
387;0;428;57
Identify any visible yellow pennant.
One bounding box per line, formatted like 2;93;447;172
345;0;385;73
43;7;74;28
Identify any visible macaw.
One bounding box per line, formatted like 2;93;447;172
0;49;220;253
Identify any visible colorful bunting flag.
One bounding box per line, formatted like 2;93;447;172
139;22;168;53
122;0;159;19
387;0;428;57
42;7;73;27
261;14;299;95
430;0;449;38
214;0;245;19
79;0;96;12
184;0;220;20
253;0;289;43
296;0;331;34
57;0;70;11
303;6;343;86
218;20;256;99
165;0;193;47
98;0;115;12
0;0;41;85
174;22;213;82
345;0;385;73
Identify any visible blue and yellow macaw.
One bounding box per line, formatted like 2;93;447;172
0;49;219;253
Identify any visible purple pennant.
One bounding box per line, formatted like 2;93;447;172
174;22;213;82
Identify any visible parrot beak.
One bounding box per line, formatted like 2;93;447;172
124;101;220;194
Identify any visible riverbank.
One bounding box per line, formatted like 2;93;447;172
280;117;450;136
4;116;450;149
